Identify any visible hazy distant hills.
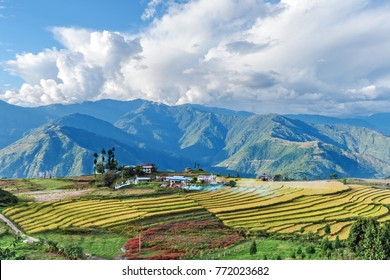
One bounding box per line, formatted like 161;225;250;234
1;99;390;179
0;100;49;149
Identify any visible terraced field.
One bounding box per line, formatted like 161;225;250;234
2;180;390;240
2;195;202;234
187;181;390;240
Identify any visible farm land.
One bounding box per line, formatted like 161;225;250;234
1;176;390;260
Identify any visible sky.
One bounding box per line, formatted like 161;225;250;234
1;0;390;116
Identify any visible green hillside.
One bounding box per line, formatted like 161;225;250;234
1;99;390;179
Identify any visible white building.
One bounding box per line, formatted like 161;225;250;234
135;177;151;184
198;174;217;184
142;164;154;174
165;176;192;183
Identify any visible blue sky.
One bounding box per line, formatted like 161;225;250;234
1;0;390;116
0;0;147;85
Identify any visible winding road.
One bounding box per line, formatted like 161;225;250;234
0;214;39;243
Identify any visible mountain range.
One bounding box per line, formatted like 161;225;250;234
1;99;390;179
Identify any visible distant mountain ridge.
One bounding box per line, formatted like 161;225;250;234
1;99;390;179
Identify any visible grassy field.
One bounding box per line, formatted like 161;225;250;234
199;238;304;260
198;237;350;260
34;231;128;259
0;220;67;260
0;178;77;192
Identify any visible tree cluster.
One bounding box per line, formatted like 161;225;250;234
348;218;390;260
93;147;118;174
0;247;26;260
0;236;26;260
0;189;18;207
45;240;84;260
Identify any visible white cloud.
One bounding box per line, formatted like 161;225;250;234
2;0;390;115
4;49;60;84
2;28;143;106
142;0;163;21
347;85;378;100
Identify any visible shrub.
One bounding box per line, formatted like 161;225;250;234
324;223;331;235
306;245;316;255
334;236;341;249
0;247;26;260
102;171;117;187
46;240;60;253
321;237;332;252
0;189;18;207
63;245;84;260
290;252;296;259
228;180;237;187
249;240;257;255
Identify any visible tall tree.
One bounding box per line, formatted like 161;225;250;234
249;240;257;255
101;148;106;163
93;152;98;177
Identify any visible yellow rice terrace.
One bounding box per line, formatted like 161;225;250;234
187;180;390;240
3;180;390;240
2;195;203;234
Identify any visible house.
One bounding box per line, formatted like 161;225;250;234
142;164;155;174
198;174;217;184
135;177;151;184
165;176;192;183
258;174;274;181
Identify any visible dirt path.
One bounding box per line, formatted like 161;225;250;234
0;214;39;243
17;189;91;202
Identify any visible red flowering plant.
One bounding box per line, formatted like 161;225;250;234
124;218;242;260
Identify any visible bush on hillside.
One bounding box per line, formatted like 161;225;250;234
0;189;18;207
102;170;117;188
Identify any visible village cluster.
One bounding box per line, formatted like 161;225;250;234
114;164;217;190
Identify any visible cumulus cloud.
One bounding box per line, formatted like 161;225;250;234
4;49;60;84
2;0;390;115
2;28;143;106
